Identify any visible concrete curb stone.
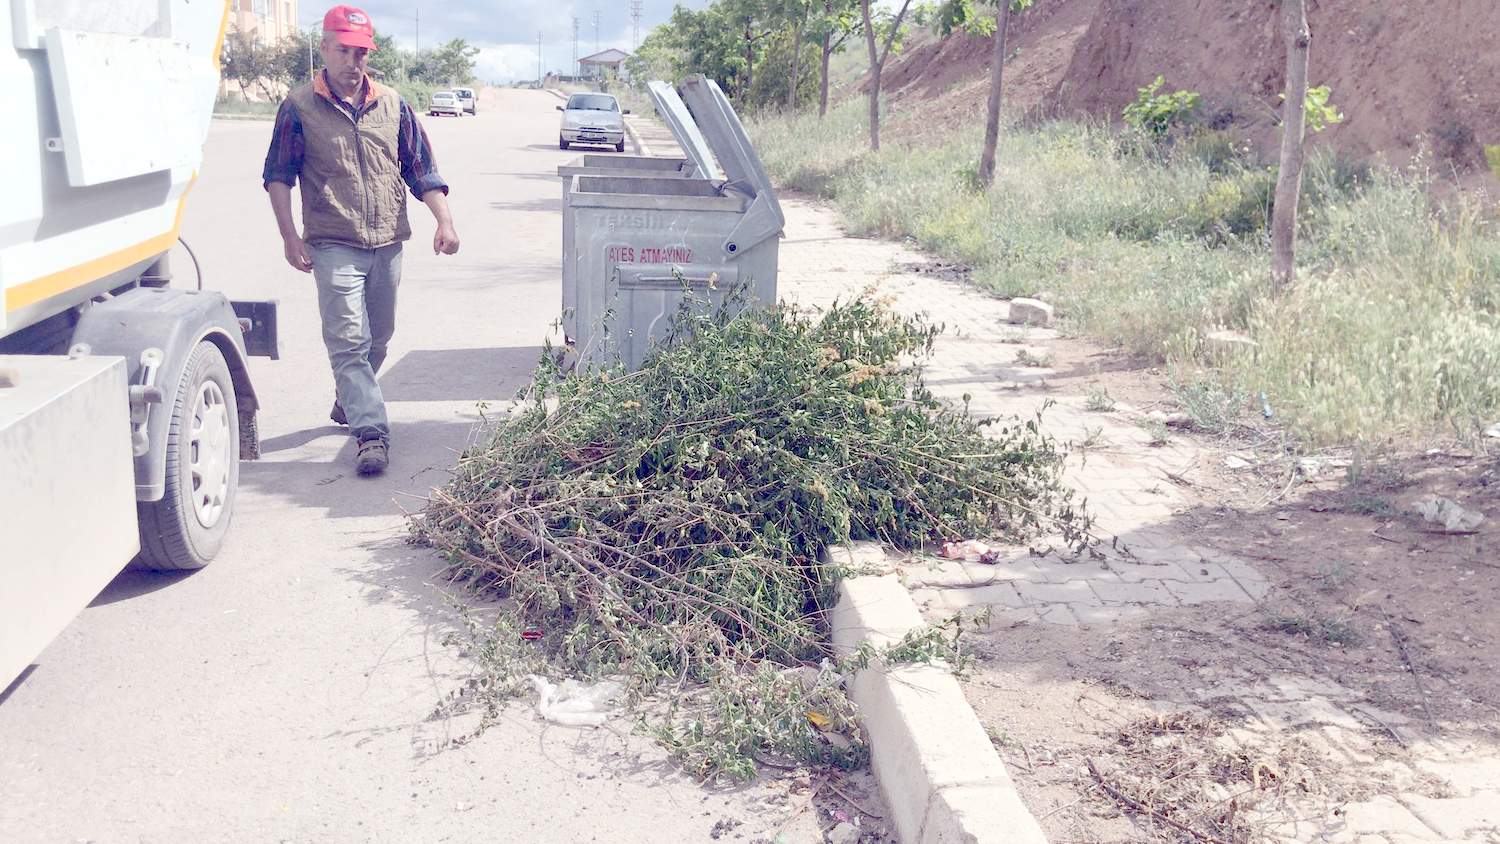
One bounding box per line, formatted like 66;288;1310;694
828;543;1048;844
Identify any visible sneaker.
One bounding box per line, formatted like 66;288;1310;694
330;401;347;426
356;436;388;476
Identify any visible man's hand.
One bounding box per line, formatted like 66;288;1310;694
283;235;314;272
267;182;311;272
422;189;459;256
433;222;460;255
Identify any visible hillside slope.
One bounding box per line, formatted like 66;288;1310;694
875;0;1500;172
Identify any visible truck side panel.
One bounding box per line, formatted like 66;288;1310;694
0;355;137;687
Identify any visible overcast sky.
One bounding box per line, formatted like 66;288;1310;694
301;0;701;82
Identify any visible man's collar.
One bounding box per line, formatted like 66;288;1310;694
314;69;389;106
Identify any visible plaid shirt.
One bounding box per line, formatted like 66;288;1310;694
262;71;448;200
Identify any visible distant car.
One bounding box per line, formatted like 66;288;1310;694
429;91;460;117
453;87;477;116
557;92;629;152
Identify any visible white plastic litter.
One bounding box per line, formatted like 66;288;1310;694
527;675;623;727
1413;495;1484;533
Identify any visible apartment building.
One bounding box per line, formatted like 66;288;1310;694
231;0;298;44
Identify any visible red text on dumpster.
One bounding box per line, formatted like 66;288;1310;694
606;245;694;264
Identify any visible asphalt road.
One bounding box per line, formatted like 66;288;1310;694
0;89;793;843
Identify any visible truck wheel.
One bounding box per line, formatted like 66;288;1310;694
135;341;239;570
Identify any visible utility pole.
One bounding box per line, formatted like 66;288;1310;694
630;0;643;48
593;10;601;53
415;8;420;55
571;17;579;76
307;24;316;81
537;30;543;86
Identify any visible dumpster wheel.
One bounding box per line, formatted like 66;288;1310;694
135;341;240;570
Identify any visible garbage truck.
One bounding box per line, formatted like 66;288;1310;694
0;1;277;689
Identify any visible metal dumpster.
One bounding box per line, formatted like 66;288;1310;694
556;81;723;345
565;75;784;371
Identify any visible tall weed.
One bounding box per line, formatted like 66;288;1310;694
750;102;1500;447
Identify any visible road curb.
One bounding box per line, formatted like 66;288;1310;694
624;118;650;157
828;543;1048;844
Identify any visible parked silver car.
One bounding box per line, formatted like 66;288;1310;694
557;93;629;152
429;91;460;117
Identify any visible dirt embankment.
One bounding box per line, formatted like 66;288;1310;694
873;0;1500;172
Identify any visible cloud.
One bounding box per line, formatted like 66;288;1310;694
303;0;707;81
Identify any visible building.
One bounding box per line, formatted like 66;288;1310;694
578;48;630;80
231;0;298;45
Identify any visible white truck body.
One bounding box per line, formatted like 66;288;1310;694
0;1;268;690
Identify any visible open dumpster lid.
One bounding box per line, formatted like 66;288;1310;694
646;80;723;181
678;75;784;230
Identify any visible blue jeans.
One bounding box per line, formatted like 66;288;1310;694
310;242;402;442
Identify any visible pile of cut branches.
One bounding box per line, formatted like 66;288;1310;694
414;295;1087;778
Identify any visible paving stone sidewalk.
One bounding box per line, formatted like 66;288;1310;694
768;195;1500;844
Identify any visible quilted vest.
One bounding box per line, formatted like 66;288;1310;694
287;72;412;249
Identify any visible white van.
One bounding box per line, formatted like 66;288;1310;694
453;87;477;116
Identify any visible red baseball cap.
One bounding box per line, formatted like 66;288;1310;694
323;5;378;50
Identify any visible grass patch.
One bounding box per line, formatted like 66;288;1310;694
750;103;1500;449
1342;494;1401;518
1014;348;1052;368
1265;610;1361;646
212;96;280;119
1084;385;1116;413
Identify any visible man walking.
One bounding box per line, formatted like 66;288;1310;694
262;5;459;476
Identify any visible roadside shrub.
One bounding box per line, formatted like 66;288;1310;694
1122;75;1201;139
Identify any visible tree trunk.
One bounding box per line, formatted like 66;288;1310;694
819;31;832;117
1271;0;1310;293
788;19;804;110
860;0;880;150
819;0;834;117
744;22;755;99
976;4;1012;187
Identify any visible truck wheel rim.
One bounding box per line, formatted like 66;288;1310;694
189;380;231;528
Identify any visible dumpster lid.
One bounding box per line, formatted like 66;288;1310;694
646;81;723;181
678;75;783;224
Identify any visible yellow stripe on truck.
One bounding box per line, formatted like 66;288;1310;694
212;0;231;67
5;177;195;313
5;0;230;315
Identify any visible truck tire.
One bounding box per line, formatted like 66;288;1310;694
135;341;240;570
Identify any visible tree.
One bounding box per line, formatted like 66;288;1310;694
1270;0;1309;292
430;38;479;85
275;29;317;86
367;33;406;81
811;0;861;117
976;0;1033;187
623;32;680;85
783;0;811;108
221;30;277;100
859;0;914;151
